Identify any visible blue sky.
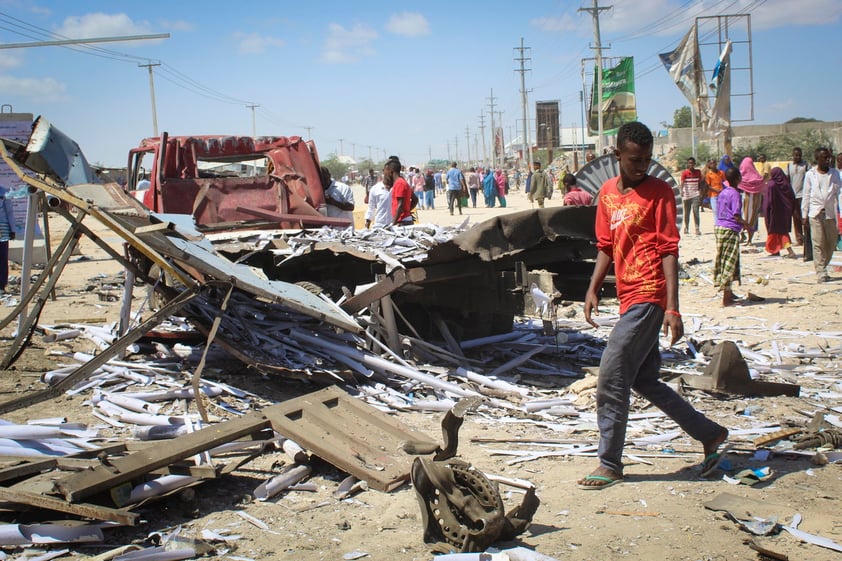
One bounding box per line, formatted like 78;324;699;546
0;0;840;168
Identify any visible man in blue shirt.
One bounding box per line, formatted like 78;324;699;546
445;162;465;216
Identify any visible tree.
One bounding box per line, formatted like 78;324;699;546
785;117;821;124
734;129;836;162
673;106;692;128
319;154;349;182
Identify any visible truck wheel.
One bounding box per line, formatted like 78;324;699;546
147;263;180;310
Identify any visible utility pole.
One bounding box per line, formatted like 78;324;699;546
580;90;587;164
138;62;161;136
338;138;344;156
478;111;487;169
454;136;459;163
351;142;356;161
303;125;314;138
367;145;373;162
487;89;497;169
579;0;611;153
465;126;471;166
246;104;259;137
514;38;533;170
474;133;479;168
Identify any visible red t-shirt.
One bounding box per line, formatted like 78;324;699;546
390;177;413;223
594;176;679;314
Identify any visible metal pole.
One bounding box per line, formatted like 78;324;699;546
580;87;587;164
1;34;169;49
488;89;496;169
139;62;160;136
246;104;258;137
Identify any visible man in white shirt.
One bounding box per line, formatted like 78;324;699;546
364;180;391;228
320;166;355;224
801;147;842;282
786;147;809;246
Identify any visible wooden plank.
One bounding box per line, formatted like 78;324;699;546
753;428;802;448
264;386;436;492
0;459;57;484
0;487;137;526
54;409;273;502
133;222;174;235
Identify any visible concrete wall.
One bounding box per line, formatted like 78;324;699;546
654;121;842;156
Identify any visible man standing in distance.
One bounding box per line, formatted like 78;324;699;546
385;158;413;226
320;167;355;225
579;121;728;489
527;161;550;208
801;147;841;282
364;175;391;229
680;157;703;235
786;147;809;248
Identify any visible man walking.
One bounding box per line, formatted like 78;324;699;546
579;122;728;490
527;161;550;207
801;147;841;282
445;161;465;216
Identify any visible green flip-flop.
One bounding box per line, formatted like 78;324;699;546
700;443;733;477
577;475;623;490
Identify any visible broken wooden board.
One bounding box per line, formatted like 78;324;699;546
753;428;802;448
54;408;273;502
263;385;437;492
54;386;435;501
0;487;137;526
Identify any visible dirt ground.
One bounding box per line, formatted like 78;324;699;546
1;185;841;561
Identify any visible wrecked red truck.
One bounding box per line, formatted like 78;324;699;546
126;133;351;230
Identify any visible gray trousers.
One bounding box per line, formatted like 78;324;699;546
596;303;725;474
809;215;837;278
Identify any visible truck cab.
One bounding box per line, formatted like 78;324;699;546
126;133;350;230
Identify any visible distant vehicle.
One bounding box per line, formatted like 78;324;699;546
125;133;350;230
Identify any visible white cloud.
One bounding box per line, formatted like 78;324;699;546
55;13;153;39
233;32;285;55
531;14;579;32
573;0;842;37
0;76;67;103
160;19;194;32
385;12;430;37
749;0;842;29
321;22;377;64
0;53;23;70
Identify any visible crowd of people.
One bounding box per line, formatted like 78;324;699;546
355;139;842;303
679;146;842;306
322;124;842;493
359;158;593;229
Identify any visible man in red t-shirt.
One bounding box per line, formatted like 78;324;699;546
578;122;728;490
680;157;703;235
384;158;413;225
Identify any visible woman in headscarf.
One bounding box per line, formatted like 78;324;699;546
494;169;507;208
738;157;766;245
718;154;736;173
482;168;496;208
762;167;796;257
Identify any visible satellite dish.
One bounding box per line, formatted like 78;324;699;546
574;154;682;223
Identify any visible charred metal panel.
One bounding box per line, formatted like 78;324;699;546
164;236;360;333
21;117;99;186
575;154;682;223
